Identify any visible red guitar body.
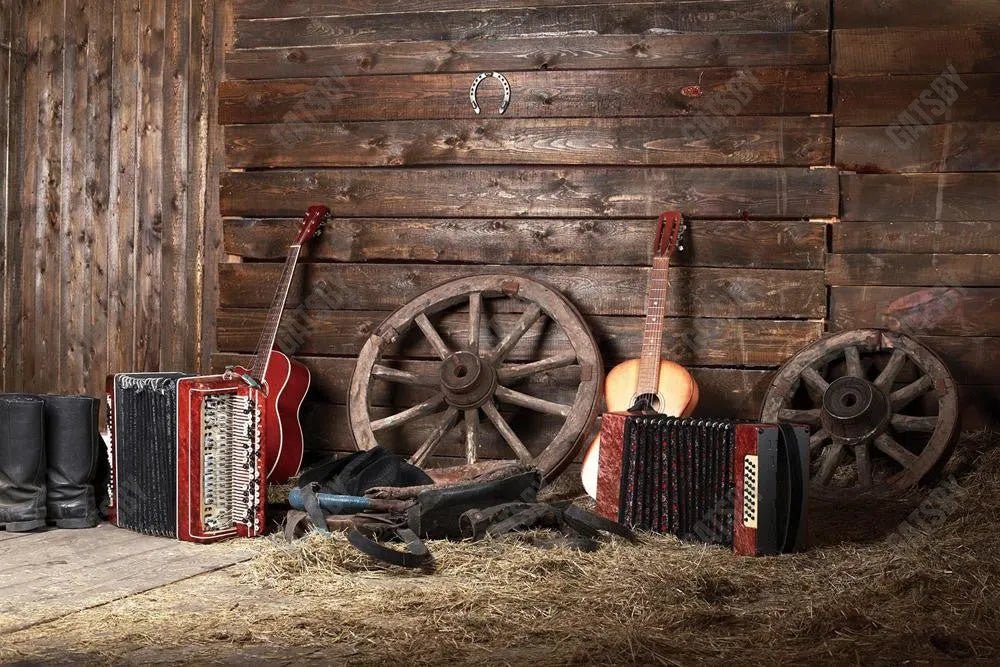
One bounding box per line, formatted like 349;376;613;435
233;347;310;484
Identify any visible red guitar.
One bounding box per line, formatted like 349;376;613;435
230;205;329;483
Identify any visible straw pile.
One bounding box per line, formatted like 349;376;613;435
2;431;999;665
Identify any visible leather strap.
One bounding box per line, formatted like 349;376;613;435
347;526;432;569
777;423;805;553
563;504;637;543
300;483;331;535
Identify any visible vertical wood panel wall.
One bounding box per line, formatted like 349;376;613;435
1;0;224;398
214;0;837;458
831;0;1000;426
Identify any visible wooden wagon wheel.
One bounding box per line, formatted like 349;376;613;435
348;274;603;482
761;329;959;500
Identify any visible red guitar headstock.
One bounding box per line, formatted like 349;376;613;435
294;205;331;245
653;211;685;259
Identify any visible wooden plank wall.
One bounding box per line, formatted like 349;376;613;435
832;0;1000;426
1;0;225;398
215;0;837;459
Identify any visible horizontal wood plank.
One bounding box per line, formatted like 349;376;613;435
827;253;1000;287
835;123;1000;173
216;308;823;366
841;173;1000;222
225;116;833;168
833;26;1000;75
919;336;1000;386
224;218;827;269
234;2;831;49
220;167;840;218
225;32;830;79
233;0;827;20
830;286;1000;336
834;74;1000;126
218;263;828;318
832;221;1000;254
834;0;1000;29
219;68;829;124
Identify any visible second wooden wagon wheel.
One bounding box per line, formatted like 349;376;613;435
761;329;959;500
349;274;603;481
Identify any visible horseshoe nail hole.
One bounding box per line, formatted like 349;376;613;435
455;365;468;378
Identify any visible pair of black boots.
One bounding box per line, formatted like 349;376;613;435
0;394;103;531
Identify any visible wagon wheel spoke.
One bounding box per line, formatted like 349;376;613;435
816;442;844;485
468;292;483;354
844;346;864;378
875;349;907;390
874;433;918;467
371;394;445;432
489;303;544;363
482;400;533;464
801;366;829;396
890;413;939;433
890;375;934;410
498;350;578;383
412;407;460;467
854;442;873;487
372;364;436;387
464;408;479;464
495;385;573;417
415;313;452;360
808;428;830;453
778;408;821;426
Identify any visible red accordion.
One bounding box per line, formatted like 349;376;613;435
596;413;809;556
106;373;267;543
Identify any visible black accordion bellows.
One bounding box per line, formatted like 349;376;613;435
112;373;189;537
620;417;737;545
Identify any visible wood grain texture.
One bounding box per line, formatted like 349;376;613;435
219;67;828;124
234;1;831;49
834;26;1000;75
836;123;1000;173
834;0;1000;29
827;254;1000;287
218;263;827;318
220;167;840;218
830;286;1000;336
223;218;827;269
832;221;1000;254
834;74;1000;126
216;308;823;365
225;32;830;79
841;173;1000;222
232;0;827;20
225;116;833;168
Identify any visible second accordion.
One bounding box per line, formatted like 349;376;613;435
596;413;809;556
106;372;268;543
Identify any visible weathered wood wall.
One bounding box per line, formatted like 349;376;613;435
0;0;224;398
831;0;1000;426
214;0;837;458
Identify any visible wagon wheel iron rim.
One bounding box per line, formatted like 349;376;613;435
760;329;958;500
348;274;603;482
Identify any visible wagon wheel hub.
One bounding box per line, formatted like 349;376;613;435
440;351;497;409
821;376;890;445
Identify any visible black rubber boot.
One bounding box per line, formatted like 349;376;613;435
43;395;100;529
0;395;47;532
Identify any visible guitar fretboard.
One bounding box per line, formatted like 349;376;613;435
636;255;671;397
249;245;301;382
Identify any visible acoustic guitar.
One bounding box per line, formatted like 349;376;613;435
581;212;699;499
229;205;330;483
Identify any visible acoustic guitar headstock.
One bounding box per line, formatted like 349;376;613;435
295;205;331;245
653;211;685;259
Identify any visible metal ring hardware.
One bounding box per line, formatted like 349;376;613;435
469;72;511;115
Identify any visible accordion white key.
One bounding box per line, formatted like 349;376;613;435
106;372;268;543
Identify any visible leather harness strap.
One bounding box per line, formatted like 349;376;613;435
347;527;432;569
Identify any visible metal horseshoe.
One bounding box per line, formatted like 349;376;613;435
469;72;511;115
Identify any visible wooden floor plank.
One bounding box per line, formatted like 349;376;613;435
0;524;250;635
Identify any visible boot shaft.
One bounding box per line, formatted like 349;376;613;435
43;395;101;528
